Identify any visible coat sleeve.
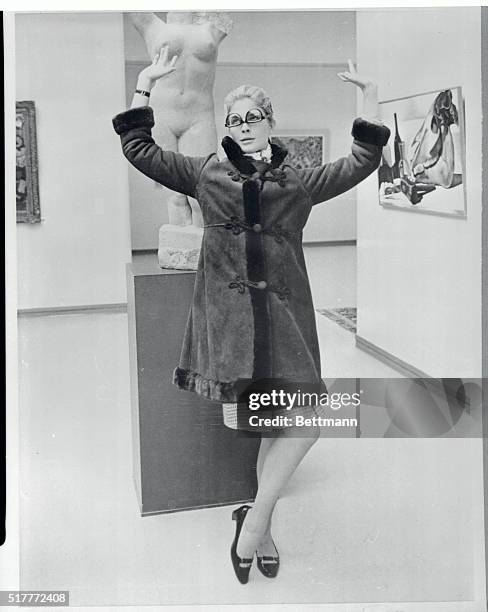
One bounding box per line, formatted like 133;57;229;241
295;118;391;206
112;106;213;198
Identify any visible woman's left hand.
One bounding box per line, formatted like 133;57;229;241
338;59;379;121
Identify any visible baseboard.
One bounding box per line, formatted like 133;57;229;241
355;334;472;407
17;303;127;317
355;334;432;379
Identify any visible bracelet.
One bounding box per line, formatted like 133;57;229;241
135;89;151;97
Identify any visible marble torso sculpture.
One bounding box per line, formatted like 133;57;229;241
131;11;232;269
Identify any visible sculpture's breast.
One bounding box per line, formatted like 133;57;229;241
187;30;217;62
162;35;184;58
164;37;216;63
161;25;218;63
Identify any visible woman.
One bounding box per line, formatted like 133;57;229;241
113;47;390;584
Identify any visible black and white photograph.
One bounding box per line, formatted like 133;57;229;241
3;4;488;612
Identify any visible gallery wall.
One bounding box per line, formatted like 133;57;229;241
16;13;131;310
123;11;359;251
356;7;481;377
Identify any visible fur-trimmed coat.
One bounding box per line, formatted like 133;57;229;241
112;106;390;403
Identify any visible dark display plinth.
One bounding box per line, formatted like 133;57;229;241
127;258;259;515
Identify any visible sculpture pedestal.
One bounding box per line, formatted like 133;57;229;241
126;258;259;515
158;224;203;270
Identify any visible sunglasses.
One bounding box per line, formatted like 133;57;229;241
225;108;266;128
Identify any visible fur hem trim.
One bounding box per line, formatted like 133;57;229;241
112;106;155;135
352;117;391;147
173;367;239;403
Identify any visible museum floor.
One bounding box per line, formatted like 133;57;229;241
17;310;482;608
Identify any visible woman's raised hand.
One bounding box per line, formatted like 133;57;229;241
337;59;379;121
131;44;178;106
140;44;178;84
337;59;376;91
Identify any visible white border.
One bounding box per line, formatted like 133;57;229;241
47;603;487;612
4;5;486;611
2;10;20;593
2;2;486;12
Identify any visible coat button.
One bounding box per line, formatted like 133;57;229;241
256;280;267;290
252;223;262;233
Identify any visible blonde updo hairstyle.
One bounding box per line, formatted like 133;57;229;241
223;85;276;129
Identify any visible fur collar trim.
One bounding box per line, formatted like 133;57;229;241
221;136;288;175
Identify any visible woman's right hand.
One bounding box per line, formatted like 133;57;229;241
138;44;178;88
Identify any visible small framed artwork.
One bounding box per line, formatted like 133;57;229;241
16;101;41;223
271;132;326;169
377;87;466;218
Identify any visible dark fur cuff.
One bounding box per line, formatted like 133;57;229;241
112;106;155;135
173;366;238;403
352;118;391;147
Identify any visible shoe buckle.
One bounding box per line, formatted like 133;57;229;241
260;557;278;564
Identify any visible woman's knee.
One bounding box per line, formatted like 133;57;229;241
283;423;320;445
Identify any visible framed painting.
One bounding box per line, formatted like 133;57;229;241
271;133;326;169
16;101;41;223
377;87;466;218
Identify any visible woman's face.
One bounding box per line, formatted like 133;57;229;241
226;97;272;154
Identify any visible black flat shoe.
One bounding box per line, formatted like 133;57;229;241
256;537;280;578
231;505;254;584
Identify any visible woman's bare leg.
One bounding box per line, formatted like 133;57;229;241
256;435;275;485
255;436;276;554
237;425;320;560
